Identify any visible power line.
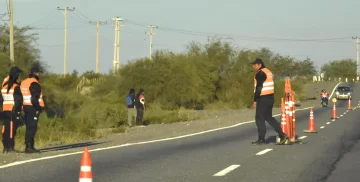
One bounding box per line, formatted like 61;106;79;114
123;19;352;43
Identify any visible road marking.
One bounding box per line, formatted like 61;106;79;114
213;165;241;176
256;149;273;156
326;122;331;125
332;119;335;122
340;115;343;117
329;82;342;98
0;106;313;169
298;136;307;140
320;126;325;129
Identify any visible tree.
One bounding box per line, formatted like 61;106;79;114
321;59;356;80
0;24;47;75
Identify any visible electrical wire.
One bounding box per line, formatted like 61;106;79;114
123;19;352;43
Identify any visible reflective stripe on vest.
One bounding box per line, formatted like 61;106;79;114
2;76;9;87
253;68;275;96
20;78;45;107
1;84;18;111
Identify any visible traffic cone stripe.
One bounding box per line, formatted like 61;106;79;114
79;179;92;182
81;166;91;172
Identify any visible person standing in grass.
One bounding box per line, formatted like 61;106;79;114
20;67;44;153
0;67;23;153
135;89;145;126
126;88;136;127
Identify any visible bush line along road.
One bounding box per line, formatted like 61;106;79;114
0;81;359;182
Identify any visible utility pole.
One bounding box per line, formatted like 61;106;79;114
145;25;158;60
89;21;107;73
9;0;14;64
57;7;75;78
352;37;359;78
111;17;123;74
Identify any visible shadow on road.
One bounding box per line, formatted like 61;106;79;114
265;136;277;144
39;141;107;153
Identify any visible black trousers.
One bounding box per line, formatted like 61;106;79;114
136;108;144;125
24;106;39;145
2;111;20;149
255;96;284;140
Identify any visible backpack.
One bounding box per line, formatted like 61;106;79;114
126;95;133;105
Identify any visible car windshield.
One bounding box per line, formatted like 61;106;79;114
337;87;350;92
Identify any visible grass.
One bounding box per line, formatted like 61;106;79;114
0;106;199;151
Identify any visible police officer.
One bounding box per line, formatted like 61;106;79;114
20;67;45;153
251;58;289;145
0;67;23;153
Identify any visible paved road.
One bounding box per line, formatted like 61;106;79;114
0;83;358;182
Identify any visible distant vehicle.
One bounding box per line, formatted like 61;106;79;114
335;86;352;100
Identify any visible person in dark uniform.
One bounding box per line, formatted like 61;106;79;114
0;67;23;153
20;67;45;153
251;58;289;145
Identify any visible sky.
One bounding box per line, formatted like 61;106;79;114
1;0;360;74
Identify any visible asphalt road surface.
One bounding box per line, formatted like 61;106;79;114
0;83;359;182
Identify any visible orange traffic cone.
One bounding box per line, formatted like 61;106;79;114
304;108;318;133
347;97;352;110
280;108;288;135
331;102;339;119
79;147;92;182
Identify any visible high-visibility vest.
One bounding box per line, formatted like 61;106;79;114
2;76;9;87
253;68;275;96
20;77;45;107
1;83;18;111
321;92;328;98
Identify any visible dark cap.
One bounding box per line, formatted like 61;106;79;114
9;66;22;74
251;58;264;65
30;67;40;74
9;66;22;78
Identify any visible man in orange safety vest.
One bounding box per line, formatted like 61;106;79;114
20;67;45;153
251;58;289;145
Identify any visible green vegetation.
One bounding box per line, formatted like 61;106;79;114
0;24;327;150
321;59;357;80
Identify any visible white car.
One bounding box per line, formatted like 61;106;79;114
335;86;352;100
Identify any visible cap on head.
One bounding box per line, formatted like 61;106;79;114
9;66;22;78
251;58;264;65
9;66;22;75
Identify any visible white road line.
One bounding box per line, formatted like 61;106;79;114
320;126;325;129
213;165;241;176
0;107;313;169
329;82;342;98
332;119;335;122
298;136;307;140
256;149;273;156
326;122;331;125
340;115;343;117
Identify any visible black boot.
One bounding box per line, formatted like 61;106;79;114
7;141;19;153
31;142;40;153
25;142;40;153
278;133;289;145
252;137;266;145
2;141;8;154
